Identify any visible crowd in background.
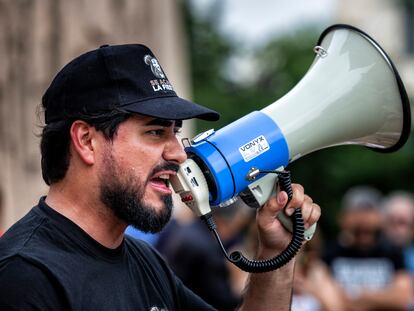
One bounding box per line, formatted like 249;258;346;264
291;186;414;311
126;185;414;311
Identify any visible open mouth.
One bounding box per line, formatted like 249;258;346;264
149;174;172;193
155;174;170;187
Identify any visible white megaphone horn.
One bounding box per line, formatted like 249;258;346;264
171;24;411;273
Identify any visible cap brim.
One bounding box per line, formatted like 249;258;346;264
121;96;220;121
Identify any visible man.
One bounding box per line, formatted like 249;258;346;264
323;186;413;310
382;192;414;276
0;44;320;310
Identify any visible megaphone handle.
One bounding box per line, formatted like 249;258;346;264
275;172;317;241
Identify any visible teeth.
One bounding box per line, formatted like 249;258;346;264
158;174;170;180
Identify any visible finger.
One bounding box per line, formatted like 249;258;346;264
305;203;321;229
297;195;313;221
285;184;305;216
277;190;288;207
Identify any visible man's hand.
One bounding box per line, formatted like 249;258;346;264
256;183;321;256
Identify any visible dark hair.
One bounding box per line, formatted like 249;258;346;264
341;185;382;212
40;110;131;185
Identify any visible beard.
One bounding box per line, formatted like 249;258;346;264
98;149;177;233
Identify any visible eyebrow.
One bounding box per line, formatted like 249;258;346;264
146;118;182;128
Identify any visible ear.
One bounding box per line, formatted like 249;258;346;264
69;120;97;165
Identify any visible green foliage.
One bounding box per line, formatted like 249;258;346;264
182;1;319;129
182;0;414;236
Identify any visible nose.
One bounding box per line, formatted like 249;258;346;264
163;136;187;164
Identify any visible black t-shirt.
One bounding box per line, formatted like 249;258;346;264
323;239;406;297
156;220;241;311
0;198;215;311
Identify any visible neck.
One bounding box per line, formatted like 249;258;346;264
46;181;127;249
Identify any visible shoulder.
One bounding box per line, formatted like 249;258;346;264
0;255;53;285
0;206;70;268
378;240;406;269
0;206;49;260
0;256;67;309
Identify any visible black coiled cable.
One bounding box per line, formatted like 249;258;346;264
202;170;305;273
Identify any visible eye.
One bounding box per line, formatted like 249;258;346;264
147;129;165;137
146;126;181;138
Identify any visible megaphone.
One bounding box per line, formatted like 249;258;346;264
171;24;411;272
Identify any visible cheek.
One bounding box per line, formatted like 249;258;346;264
110;129;166;177
115;146;161;178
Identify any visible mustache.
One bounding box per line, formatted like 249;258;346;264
149;162;180;177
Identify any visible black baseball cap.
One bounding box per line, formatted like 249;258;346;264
42;44;220;124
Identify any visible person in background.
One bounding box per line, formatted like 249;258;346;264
323;185;413;311
382;191;414;310
382;191;414;275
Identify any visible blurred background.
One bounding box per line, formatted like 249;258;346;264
184;0;414;237
2;0;413;237
2;0;414;309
